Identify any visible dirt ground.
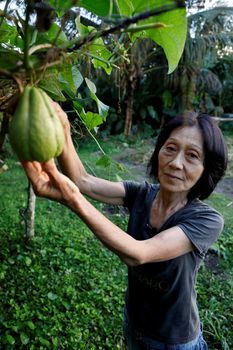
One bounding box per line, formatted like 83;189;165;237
215;177;233;199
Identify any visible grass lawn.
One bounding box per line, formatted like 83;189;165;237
0;134;232;349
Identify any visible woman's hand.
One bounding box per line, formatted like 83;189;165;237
22;159;80;204
52;101;71;135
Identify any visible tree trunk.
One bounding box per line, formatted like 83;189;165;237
180;68;198;112
0;112;10;153
21;181;36;240
124;83;135;137
124;60;139;137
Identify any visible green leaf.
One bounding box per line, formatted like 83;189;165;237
20;332;29;345
27;321;36;330
39;75;66;101
91;93;109;119
8;258;14;265
88;38;112;75
85;78;97;94
48;0;75;15
111;0;187;73
96;155;112;168
132;8;187;73
116;0;135;16
73;100;84;114
148;9;187;73
115;173;123;181
0;20;18;44
75;16;92;36
85;78;109;118
78;0;113;17
58;65;83;99
80;111;103;130
72;66;84;90
0;48;23;70
25;257;32;266
47;292;58;300
39;337;51;346
6;334;15;345
52;337;59;347
36;23;68;46
131;0;177;13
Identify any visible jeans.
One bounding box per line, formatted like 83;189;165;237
123;313;208;350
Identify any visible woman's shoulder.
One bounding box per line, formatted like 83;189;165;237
123;180;159;196
184;198;224;227
190;198;223;215
123;180;159;209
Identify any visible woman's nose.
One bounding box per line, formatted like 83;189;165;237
169;152;184;169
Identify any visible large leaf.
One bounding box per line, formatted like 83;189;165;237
137;8;187;73
116;1;187;74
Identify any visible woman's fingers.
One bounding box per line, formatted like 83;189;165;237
21;161;41;177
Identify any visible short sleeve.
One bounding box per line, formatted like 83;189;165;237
178;207;224;255
123;181;143;211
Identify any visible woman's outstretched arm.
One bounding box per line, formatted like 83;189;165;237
22;160;193;266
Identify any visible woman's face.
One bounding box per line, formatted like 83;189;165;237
158;125;204;196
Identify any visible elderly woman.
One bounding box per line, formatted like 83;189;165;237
22;106;228;350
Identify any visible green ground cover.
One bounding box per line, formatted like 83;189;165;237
0;134;232;349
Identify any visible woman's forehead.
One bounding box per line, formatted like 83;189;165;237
167;125;204;149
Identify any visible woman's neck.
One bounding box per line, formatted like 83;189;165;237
149;188;188;229
155;188;188;212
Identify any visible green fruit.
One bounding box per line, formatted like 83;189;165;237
9;86;65;162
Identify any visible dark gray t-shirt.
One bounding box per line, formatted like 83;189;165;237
123;181;224;344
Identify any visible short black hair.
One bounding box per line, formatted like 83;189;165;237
148;113;228;200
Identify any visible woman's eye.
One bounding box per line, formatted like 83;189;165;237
188;152;198;159
166;146;176;152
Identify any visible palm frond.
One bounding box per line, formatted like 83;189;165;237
197;68;223;94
